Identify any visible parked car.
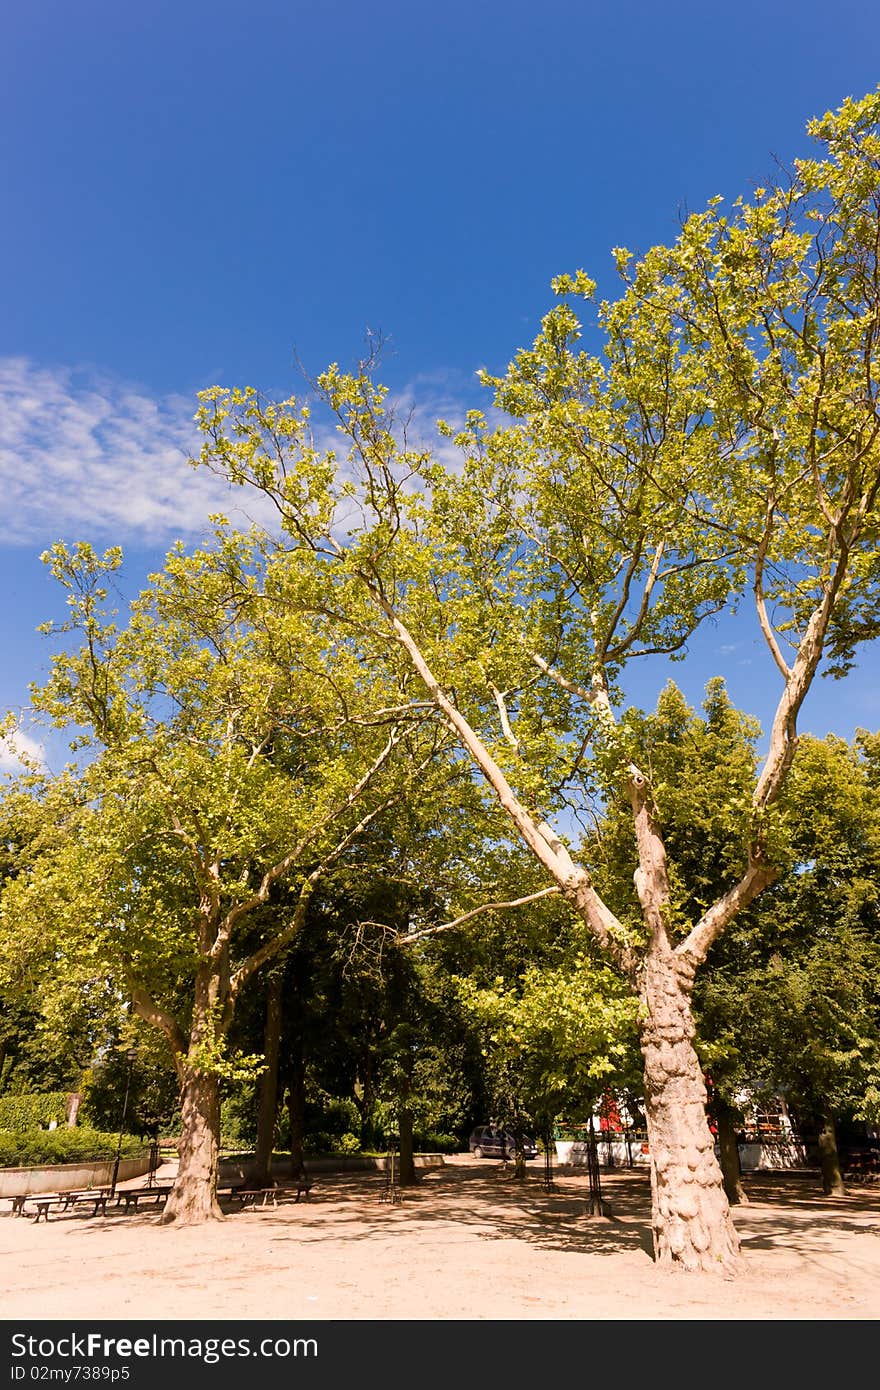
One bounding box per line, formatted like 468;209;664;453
468;1125;538;1160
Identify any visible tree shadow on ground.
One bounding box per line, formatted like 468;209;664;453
235;1162;659;1260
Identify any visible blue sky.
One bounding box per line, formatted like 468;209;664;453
2;1;879;772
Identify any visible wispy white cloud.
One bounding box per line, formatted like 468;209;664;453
0;358;486;549
0;358;280;545
0;726;45;771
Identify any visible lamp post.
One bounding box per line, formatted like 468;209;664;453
110;1047;137;1197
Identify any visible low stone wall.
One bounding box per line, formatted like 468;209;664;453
219;1153;445;1182
554;1138;810;1172
555;1139;651;1168
737;1140;809;1171
0;1155;152;1198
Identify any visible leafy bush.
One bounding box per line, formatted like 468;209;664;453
414;1132;460;1153
220;1086;257;1150
0;1093;69;1131
323;1097;361;1137
335;1132;361;1155
302;1131;333;1156
0;1128;147;1168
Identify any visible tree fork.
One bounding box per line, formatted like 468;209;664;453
627;769;741;1270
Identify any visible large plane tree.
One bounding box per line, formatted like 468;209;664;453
195;91;880;1271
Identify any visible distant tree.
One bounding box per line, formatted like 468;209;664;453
0;538;445;1222
697;734;880;1196
455;957;638;1178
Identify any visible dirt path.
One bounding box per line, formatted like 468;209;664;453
1;1156;877;1321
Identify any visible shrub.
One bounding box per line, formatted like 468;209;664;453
302;1131;333;1156
335;1133;361;1155
0;1128;147;1168
323;1097;361;1137
0;1093;69;1131
415;1132;460;1153
220;1086;257;1150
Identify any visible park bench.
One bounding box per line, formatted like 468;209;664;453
57;1189;112;1216
116;1186;171;1212
9;1194;30;1216
231;1170;313;1208
842;1150;880;1183
30;1196;67;1223
232;1186;280;1208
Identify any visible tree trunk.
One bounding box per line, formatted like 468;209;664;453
508;1120;527;1181
817;1113;846;1197
287;1049;306;1171
715;1103;748;1206
246;971;283;1187
639;953;740;1273
161;1065;224;1224
398;1105;417;1186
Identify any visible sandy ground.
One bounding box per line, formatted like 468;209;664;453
1;1155;878;1322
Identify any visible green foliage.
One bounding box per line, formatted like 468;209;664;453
220;1086;257;1151
591;678;766;932
0;1128;147;1168
697;733;880;1123
190;91;880;1038
0;1093;69;1131
79;1041;180;1139
455;955;638;1134
5;90;880;1238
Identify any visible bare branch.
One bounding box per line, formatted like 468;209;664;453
210;723;410;959
225;752;433;1005
396;886;562;944
524;648;595;703
753;501;792;680
488;683;520;750
129;985;187;1063
677;860;778;967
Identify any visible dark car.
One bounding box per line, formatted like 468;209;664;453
468;1125;538;1160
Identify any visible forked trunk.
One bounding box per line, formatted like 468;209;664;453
639;954;740;1273
161;1066;224;1224
817;1113;846;1197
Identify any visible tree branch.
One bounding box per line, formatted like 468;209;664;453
396;886;562;944
129;985;187;1064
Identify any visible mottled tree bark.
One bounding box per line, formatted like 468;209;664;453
817;1113;846;1196
374;605;835;1275
161;1065;224;1224
639;953;740;1272
627;772;741;1273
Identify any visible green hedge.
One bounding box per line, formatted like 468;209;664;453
0;1128;148;1168
0;1093;69;1131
